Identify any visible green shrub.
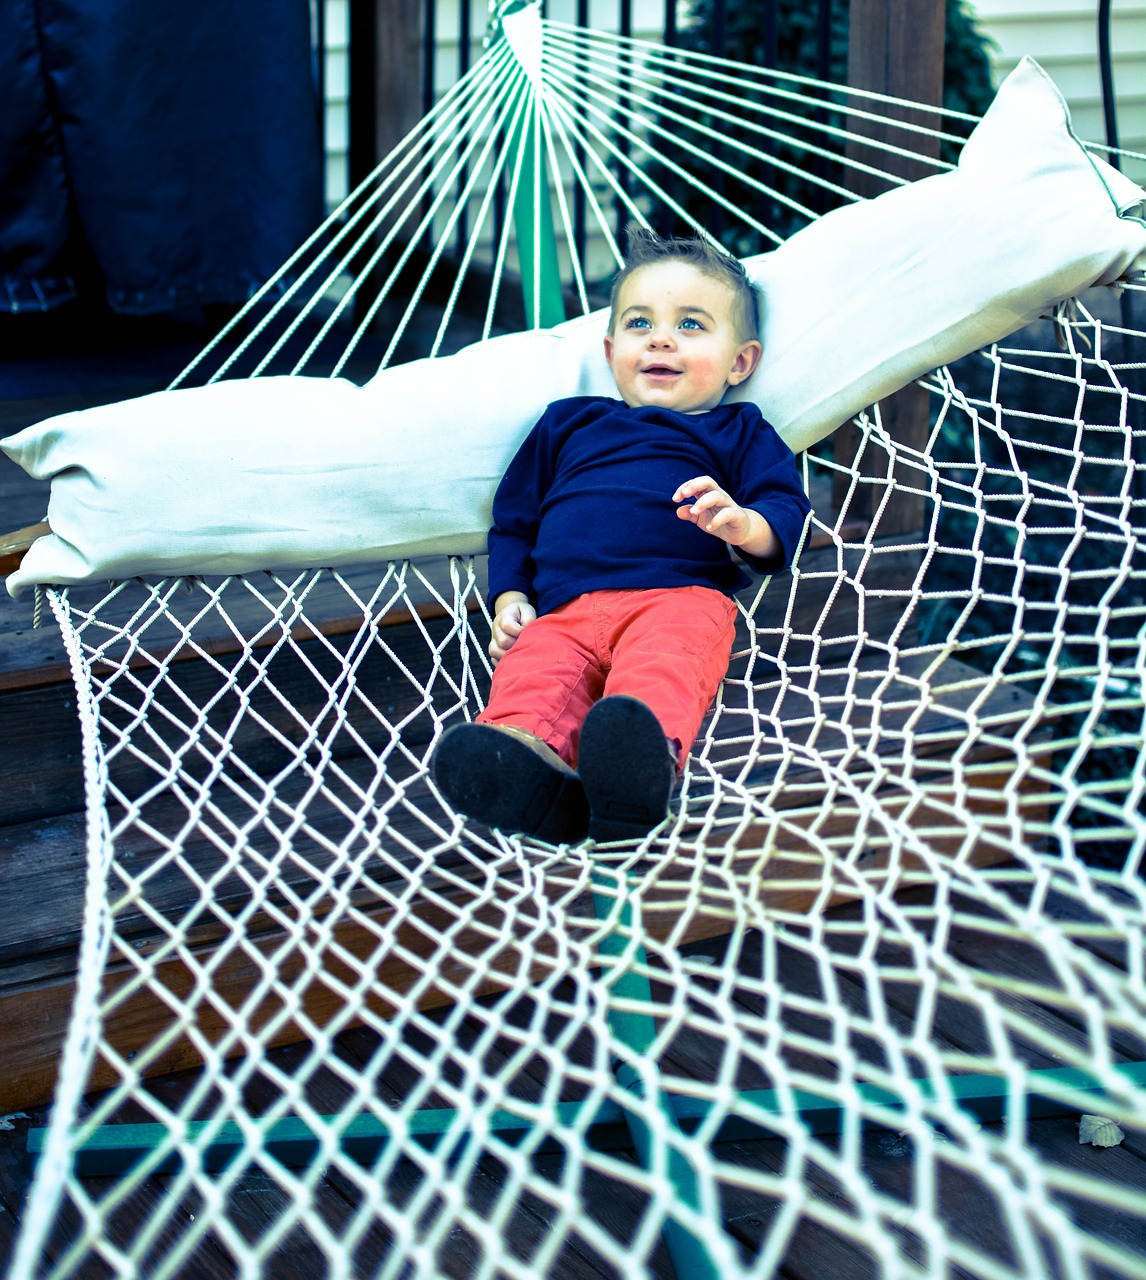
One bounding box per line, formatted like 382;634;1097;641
650;0;996;249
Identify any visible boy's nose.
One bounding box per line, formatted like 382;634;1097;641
647;328;675;348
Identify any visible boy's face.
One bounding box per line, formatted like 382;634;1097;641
603;260;762;414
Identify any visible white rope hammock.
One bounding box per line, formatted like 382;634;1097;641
9;4;1146;1278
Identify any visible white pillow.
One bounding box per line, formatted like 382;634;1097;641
5;56;1144;597
732;55;1146;442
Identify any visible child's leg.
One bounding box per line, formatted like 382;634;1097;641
430;596;603;842
575;587;737;842
476;596;605;767
598;586;738;770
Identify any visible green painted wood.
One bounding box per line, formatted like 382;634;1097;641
508;93;566;330
33;1061;1146;1179
591;868;724;1280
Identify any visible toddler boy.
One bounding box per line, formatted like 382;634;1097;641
432;226;811;843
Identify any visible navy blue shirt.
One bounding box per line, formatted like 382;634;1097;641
488;396;811;616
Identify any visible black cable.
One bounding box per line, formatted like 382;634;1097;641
1097;0;1120;169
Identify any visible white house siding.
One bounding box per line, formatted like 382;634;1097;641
968;0;1146;183
321;0;351;211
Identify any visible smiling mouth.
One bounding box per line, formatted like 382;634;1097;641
641;365;681;377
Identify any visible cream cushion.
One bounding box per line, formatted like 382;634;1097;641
5;56;1144;597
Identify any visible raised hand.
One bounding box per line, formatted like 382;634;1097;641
673;475;777;560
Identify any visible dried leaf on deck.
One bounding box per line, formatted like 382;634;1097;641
1078;1115;1125;1148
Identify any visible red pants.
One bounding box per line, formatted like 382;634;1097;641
477;586;737;770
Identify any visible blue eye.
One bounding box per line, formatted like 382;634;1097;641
680;317;704;330
625;316;650;330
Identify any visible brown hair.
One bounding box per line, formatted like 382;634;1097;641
607;224;761;341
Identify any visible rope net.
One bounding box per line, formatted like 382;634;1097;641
11;6;1146;1278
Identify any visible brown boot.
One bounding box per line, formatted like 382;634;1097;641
431;722;589;843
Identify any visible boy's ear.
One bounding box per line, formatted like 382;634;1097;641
603;333;615;364
728;340;763;386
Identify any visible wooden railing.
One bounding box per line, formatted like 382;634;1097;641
0;524;48;577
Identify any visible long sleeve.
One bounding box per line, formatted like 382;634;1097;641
733;421;812;573
487;407;557;604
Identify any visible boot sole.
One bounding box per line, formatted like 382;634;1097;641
578;697;674;843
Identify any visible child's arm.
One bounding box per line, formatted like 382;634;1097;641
487;404;567;661
490;591;537;662
673;476;780;561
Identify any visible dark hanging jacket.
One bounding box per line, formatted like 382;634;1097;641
0;0;323;314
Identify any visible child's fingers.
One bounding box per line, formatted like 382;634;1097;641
490;619;511;658
689;488;730;513
678;501;744;540
491;605;536;657
490;625;520;661
707;507;740;533
672;475;717;504
682;491;734;527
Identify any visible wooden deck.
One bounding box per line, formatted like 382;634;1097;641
3;334;1146;1278
2;890;1144;1278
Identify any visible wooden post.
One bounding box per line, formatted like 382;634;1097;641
846;0;945;193
349;0;425;183
834;0;945;535
347;0;426;325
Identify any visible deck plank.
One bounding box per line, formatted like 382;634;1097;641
853;888;1145;1071
336;1008;671;1277
5;925;1144;1280
0;645;1034;969
668;925;1146;1278
385;948;986;1278
661;950;1015;1280
0;1124;26;1279
1029;1113;1146;1263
